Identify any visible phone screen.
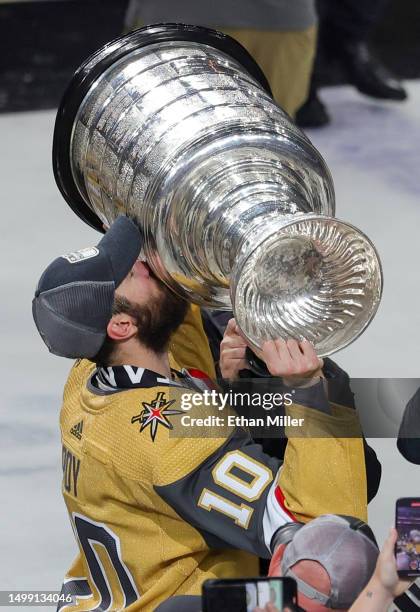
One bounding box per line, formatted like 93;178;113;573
203;576;297;612
395;497;420;577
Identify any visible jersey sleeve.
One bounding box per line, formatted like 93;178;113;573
154;425;290;558
278;399;368;523
153;384;368;558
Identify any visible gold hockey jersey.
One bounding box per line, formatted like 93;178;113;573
168;305;216;380
58;351;367;611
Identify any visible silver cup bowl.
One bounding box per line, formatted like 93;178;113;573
53;24;382;356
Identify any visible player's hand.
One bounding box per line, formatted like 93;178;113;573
255;338;323;387
220;318;248;381
373;527;411;598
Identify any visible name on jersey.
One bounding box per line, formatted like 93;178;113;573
62;445;81;497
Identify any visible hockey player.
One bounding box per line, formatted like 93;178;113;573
33;216;369;611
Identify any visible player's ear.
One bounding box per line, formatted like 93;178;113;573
107;313;137;341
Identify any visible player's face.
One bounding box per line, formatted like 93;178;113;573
115;260;188;354
116;260;163;306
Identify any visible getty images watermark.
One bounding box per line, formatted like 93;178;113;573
0;591;72;606
179;389;305;429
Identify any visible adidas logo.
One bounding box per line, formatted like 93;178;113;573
70;420;84;440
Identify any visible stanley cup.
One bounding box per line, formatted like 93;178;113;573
53;24;382;356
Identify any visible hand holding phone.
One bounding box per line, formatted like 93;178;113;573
347;525;412;611
395;497;420;577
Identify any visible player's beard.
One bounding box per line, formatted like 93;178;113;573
123;278;188;354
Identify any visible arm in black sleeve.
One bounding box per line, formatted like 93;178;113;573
363;439;382;502
397;388;420;465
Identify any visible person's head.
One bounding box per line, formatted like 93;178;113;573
32;216;188;363
269;515;379;611
409;529;420;544
93;258;188;364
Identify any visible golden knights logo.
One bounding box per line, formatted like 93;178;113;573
131;391;183;441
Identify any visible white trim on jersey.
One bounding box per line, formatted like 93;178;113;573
262;470;296;553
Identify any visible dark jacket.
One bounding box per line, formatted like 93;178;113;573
397;388;420;465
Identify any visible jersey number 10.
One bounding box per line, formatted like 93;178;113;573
198;450;272;528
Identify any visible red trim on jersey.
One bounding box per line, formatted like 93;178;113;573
274;486;297;522
187;368;218;391
188;368;210;380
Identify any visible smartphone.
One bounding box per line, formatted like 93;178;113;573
395;497;420;577
202;576;298;612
